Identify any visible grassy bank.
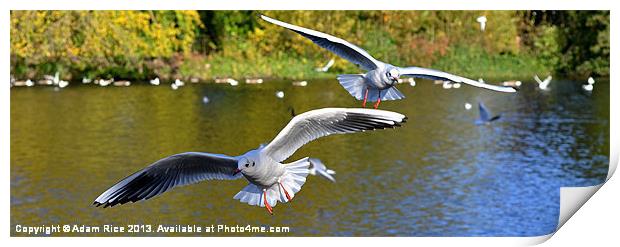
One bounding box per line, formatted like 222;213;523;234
173;48;553;82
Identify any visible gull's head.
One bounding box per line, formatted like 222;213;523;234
386;68;400;84
234;150;260;175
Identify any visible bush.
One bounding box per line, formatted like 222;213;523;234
10;10;202;80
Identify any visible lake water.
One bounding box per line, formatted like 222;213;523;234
10;78;609;236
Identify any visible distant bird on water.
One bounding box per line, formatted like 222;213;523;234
150;77;160;86
260;15;516;109
275;91;285;99
94;108;406;214
582;77;595;92
476;101;501;125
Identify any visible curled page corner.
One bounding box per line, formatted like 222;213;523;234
549;147;618;241
527;146;618;246
557;184;604;230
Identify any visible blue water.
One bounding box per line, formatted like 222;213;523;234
10;78;609;236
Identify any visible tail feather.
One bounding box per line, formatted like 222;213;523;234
233;158;310;208
336;74;404;102
366;86;405;102
337;74;366;100
380;86;405;101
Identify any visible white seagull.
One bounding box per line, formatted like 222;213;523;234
315;58;336;72
94;108;406;214
308;158;336;183
275;91;285;98
534;75;552;90
150;77;160;86
174;79;185;87
260;15;516;109
583;77;595;91
476;16;487;31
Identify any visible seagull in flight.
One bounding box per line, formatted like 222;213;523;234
260;15;516;109
476;101;501;125
534;75;552;90
476;16;487;31
308;158;336;182
94;108;406;214
315;58;336;72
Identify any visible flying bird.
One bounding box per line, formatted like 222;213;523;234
476;102;501;125
476;16;487;31
260;15;516;109
308;158;336;183
94;108;406;214
534;75;552;90
315;58;336;72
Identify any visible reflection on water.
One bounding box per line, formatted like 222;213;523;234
11;78;609;236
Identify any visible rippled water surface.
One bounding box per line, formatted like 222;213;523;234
10;78;609;236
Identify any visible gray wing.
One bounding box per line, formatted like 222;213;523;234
478;102;490;122
261;15;382;71
94;152;240;207
398;66;517;93
262;108;407;162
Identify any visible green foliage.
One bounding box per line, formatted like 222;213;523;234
519;10;610;77
432;45;552;79
10;10;609;81
11;10;202;80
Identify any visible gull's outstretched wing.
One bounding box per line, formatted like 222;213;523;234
534;75;543;84
94;152;240;208
398;66;517;93
262;108;406;162
478;102;491;122
261;15;382;71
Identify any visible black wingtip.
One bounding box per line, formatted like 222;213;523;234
257;13;268;21
512;86;520;92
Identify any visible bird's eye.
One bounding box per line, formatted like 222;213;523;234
252;162;255;167
245;163;249;167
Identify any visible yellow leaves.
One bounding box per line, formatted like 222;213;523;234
10;10;202;71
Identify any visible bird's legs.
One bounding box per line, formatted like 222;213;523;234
262;189;273;215
362;87;370;108
373;90;382;109
278;182;292;202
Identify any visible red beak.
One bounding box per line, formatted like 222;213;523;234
232;168;241;176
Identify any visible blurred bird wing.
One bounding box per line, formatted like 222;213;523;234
398;66;517;93
541;76;552;86
261;15;382;71
262;108;406;162
534;75;543;84
94;152;240;207
478;102;491;122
